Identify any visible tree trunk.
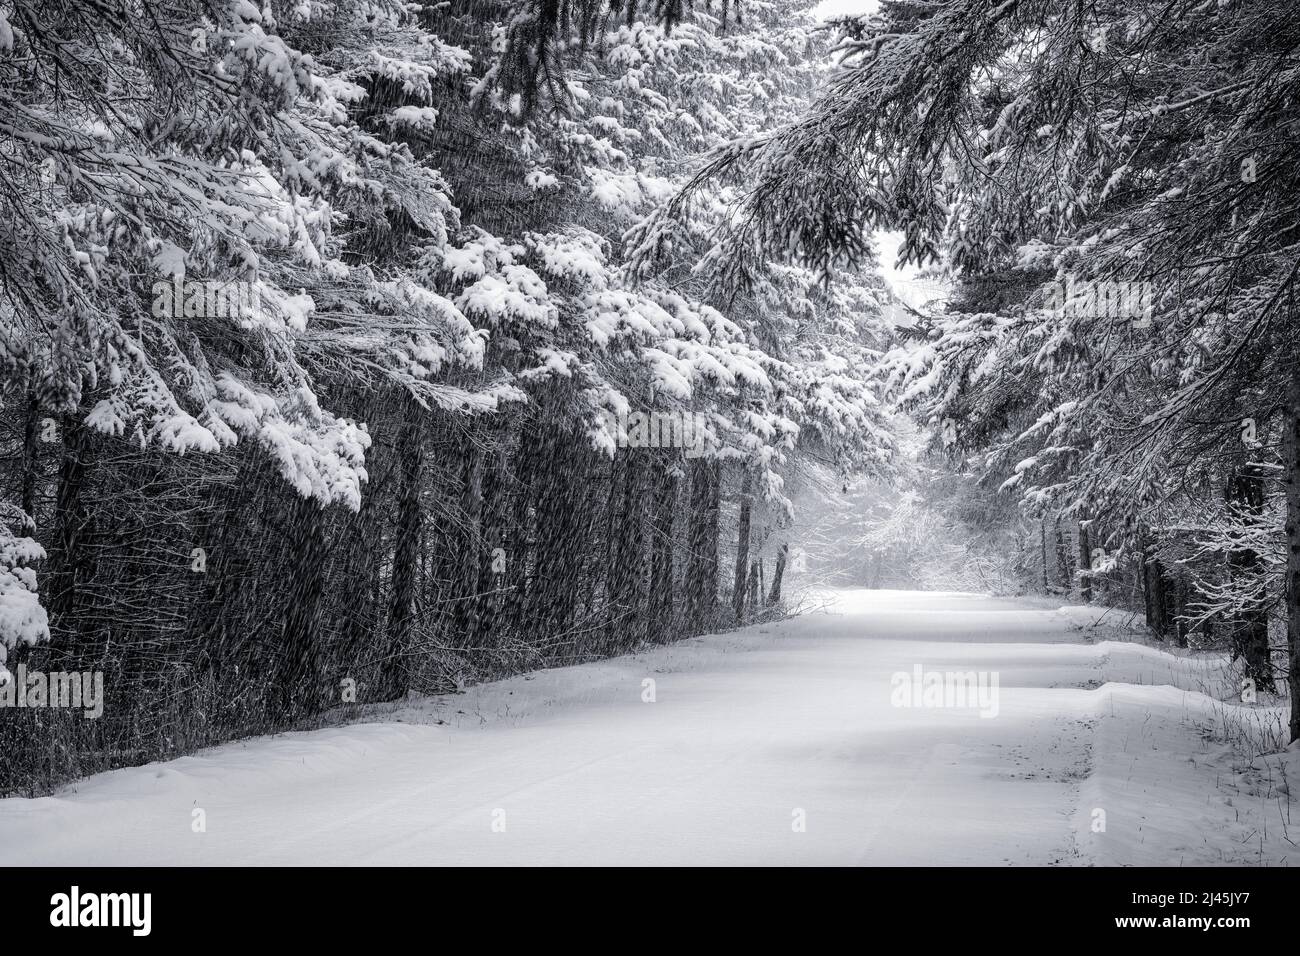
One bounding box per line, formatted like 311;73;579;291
474;432;509;646
686;458;719;635
1077;517;1092;603
732;468;752;622
1149;556;1170;640
648;456;676;642
1173;572;1189;648
1054;516;1072;592
1284;362;1300;740
192;464;254;685
768;543;788;605
1227;462;1273;690
278;491;329;720
1139;529;1155;630
48;413;94;636
453;440;484;642
527;417;587;652
504;420;532;639
20;373;39;522
384;396;423;700
331;395;384;692
607;452;646;649
1039;519;1050;592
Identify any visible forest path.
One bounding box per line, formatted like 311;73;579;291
0;590;1288;865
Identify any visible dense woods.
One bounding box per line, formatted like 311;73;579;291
0;0;893;793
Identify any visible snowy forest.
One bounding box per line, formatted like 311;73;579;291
0;0;1298;875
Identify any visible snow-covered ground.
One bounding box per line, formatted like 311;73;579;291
0;590;1294;866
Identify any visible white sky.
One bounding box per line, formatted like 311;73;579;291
874;230;916;286
812;0;879;20
875;231;942;326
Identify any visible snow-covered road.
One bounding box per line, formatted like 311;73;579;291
0;590;1292;865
